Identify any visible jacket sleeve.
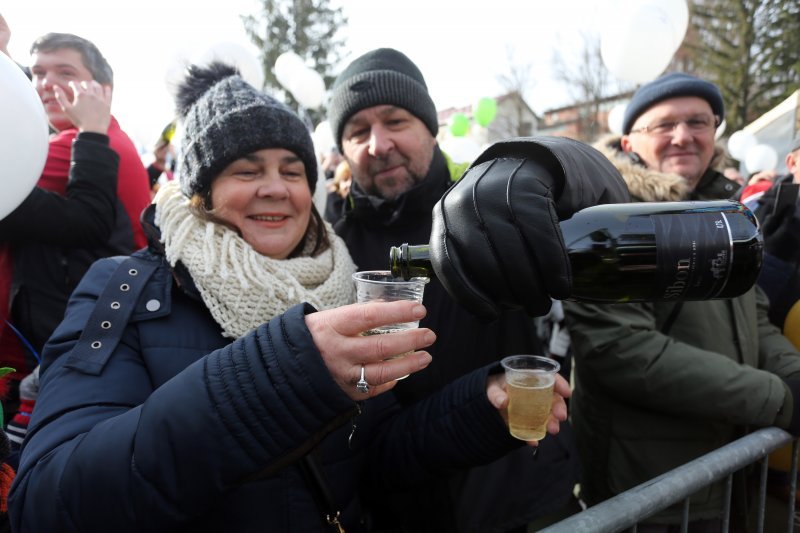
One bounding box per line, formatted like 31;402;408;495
0;132;119;245
8;261;357;533
563;295;792;428
363;364;522;491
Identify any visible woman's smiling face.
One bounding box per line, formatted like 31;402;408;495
210;148;312;259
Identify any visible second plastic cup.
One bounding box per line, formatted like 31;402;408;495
501;355;560;441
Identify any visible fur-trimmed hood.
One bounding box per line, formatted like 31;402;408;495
592;134;729;203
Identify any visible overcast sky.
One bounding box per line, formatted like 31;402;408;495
3;0;613;149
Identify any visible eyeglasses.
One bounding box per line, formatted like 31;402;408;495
630;115;721;137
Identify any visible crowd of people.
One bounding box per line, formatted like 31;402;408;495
1;10;800;533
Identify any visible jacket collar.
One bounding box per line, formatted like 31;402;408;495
140;204;203;302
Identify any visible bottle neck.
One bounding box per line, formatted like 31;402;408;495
390;243;433;280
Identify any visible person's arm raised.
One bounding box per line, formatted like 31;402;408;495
0;79;118;243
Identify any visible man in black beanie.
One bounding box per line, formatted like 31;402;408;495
562;72;800;530
327;47;584;533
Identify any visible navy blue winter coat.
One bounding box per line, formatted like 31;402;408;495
8;240;522;532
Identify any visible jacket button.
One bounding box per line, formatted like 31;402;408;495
146;299;161;312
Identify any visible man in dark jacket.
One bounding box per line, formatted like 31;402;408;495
327;48;630;532
564;73;800;530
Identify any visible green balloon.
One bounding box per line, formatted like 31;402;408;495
449;113;470;137
474;97;498;127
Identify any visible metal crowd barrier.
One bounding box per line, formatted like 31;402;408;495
540;427;799;533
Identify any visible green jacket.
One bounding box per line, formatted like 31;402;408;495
564;136;800;523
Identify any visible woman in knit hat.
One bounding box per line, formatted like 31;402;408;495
8;62;569;532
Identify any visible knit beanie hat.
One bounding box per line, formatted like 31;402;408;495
623;72;725;134
175;62;318;198
328;48;438;150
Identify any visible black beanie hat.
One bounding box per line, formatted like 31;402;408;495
175;62;318;198
328;48;438;150
623;72;725;134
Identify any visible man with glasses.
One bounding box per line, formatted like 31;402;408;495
562;73;800;531
621;72;727;191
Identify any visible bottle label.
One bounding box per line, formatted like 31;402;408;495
654;212;733;299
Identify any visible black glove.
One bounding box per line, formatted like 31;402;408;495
761;200;800;264
430;136;630;320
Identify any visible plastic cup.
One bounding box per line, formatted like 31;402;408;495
501;355;560;441
352;271;429;377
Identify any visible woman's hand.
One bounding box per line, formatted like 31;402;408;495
305;300;436;401
487;372;571;446
53;80;112;134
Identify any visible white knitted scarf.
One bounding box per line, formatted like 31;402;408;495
153;180;357;338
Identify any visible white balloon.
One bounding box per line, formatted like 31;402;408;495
666;0;689;49
745;144;778;173
291;67;326;110
645;0;688;51
727;130;758;160
439;137;481;164
199;42;265;89
601;4;676;83
274;51;307;93
312;120;335;157
0;53;50;220
607;102;627;135
164;50;191;97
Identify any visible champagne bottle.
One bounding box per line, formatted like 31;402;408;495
389;200;763;302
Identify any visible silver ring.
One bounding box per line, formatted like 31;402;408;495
356;365;370;394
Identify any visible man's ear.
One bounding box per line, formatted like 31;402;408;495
787;152;799;183
619;135;646;167
620;134;633;154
